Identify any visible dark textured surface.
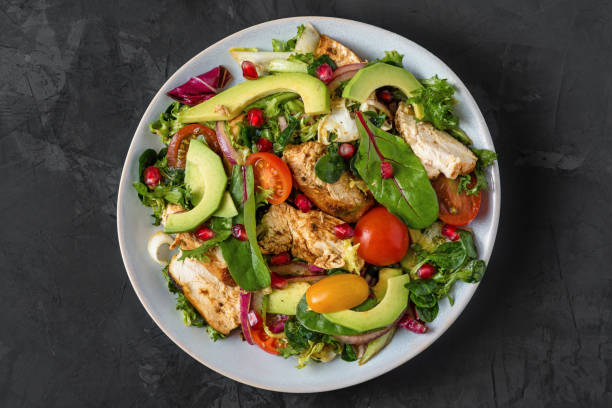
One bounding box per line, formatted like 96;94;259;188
1;0;611;406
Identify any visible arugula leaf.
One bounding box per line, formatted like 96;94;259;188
354;113;439;229
341;344;358;362
272;24;305;52
407;76;472;145
307;55;338;76
364;111;387;128
273;115;299;154
178;218;232;261
376;50;404;67
315;143;346;183
149;102;188;144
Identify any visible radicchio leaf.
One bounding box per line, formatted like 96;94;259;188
167;66;232;106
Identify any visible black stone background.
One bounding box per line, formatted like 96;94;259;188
1;0;611;406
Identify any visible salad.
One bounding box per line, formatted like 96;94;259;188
134;23;497;368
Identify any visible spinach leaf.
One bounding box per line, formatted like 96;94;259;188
406;76;472;145
296;296;361;336
272;24;305;52
352;297;378;312
307;55;338;76
416;303;439;322
273;115;299;154
138;149;157;182
178;218;232;261
354;113;439;229
220;165;271;291
315;144;346;183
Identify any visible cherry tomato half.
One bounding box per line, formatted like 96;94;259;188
354;207;410;266
245;152;292;205
249;313;283;355
306;274;370;313
432;174;481;226
167;124;217;168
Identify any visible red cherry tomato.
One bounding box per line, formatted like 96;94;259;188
354;207;410;266
245;152;292;205
249;312;283;355
167;124;217;168
432;174;481;226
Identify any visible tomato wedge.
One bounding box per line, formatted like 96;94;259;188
167;124;217;168
245;152;292;205
432;174;481;226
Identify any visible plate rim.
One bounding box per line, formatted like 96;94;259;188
116;15;501;393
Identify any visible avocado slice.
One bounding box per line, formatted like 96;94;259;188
164;140;227;233
267;281;311;315
342;62;425;118
212;191;238;218
180;73;330;122
359;326;396;365
323;274;410;332
373;268;403;301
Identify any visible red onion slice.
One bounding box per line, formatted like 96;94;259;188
333;308;406;345
285;275;326;284
239;291;255;345
278;115;288;132
328;69;361;93
215;121;240;165
308;264;325;273
270;262;319;276
332;63;366;79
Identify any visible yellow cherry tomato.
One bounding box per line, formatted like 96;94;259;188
306;274;370;313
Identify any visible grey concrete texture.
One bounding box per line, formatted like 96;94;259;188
0;0;610;406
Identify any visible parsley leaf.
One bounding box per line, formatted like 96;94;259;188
376;50;404;67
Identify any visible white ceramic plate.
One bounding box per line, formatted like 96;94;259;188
117;16;500;393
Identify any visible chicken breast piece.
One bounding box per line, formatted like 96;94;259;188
283;142;374;223
315;34;363;66
168;255;241;335
162;204;236;286
258;203;365;271
395;102;477;179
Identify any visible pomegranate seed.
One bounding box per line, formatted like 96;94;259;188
441;224;460;241
334;223;354;239
381;161;393;179
247;108;264;127
194;225;215;241
256;137;273;152
247;310;260;327
241;61;258;80
417;263;436;279
143;166;161;189
232;224;248;241
338;143;355;158
315;63;334;84
399;315;428;333
270;272;288;289
377;89;393;103
294;194;313;213
270;252;291;266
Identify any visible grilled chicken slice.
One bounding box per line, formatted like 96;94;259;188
258;203;365;271
315;34;363;66
283;142;374;223
168;255;241;335
163;204;236;286
395;102;477;179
